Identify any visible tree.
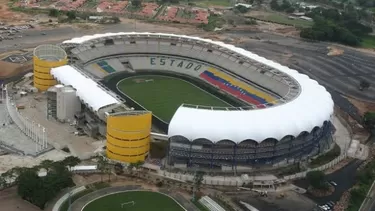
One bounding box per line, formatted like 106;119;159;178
132;0;142;8
114;163;124;175
192;171;205;200
17;163;73;209
66;11;76;20
62;156;81;168
49;9;59;17
0;176;6;189
359;80;370;91
97;156;107;182
104;160;112;182
364;112;375;130
40;160;54;172
236;5;249;13
270;0;280;10
306;170;328;190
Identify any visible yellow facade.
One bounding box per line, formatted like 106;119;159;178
33;56;67;91
106;112;152;163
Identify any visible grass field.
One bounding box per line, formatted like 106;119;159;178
117;75;230;122
82;191;186;211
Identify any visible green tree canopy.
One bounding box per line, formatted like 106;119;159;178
364;112;375;129
306;170;328;190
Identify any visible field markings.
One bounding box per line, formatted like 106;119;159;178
81;190;187;211
116;75;234;121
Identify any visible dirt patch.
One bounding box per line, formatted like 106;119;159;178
274;27;300;37
327;46;344;56
347;97;375;115
0;187;41;211
0;0;29;23
0;61;32;78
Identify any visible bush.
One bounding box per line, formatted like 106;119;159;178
245;19;257;25
49;9;59;17
306;170;329;190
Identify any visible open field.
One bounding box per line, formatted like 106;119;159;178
82;191;186;211
117;75;230;122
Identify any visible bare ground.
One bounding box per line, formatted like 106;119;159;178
0;0;29;23
0;187;41;211
347;97;375;115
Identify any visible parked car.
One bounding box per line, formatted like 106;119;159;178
329;181;337;186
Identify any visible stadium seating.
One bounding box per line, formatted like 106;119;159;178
200;68;273;107
84;64;108;78
106;59;126;72
96;61;117;73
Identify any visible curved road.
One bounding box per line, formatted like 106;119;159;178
6;26;375;104
230;31;375;103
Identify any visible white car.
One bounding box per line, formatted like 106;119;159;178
319;205;331;210
330;181;338;186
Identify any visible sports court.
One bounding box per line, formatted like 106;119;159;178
82;191;186;211
117;75;230;122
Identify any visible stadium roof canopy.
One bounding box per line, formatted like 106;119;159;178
51;65;119;112
62;32;334;143
167;40;334;142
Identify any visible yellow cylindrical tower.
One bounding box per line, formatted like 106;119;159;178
33;45;68;91
106;111;152;163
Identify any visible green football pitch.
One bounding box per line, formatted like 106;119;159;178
82;191;186;211
117;75;230;122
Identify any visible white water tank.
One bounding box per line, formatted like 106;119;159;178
56;85;81;122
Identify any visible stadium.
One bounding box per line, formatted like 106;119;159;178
28;32;334;171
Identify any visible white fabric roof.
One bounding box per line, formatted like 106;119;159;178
63;32;334;143
50;65;119;112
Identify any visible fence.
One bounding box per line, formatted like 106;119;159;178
3;84;49;155
283;153;347;180
52;186;87;211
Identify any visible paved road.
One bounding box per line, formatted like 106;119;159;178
230;31;375;103
293;159;363;205
5;25;375;104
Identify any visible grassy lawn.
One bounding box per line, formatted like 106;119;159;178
200;14;225;31
360;35;375;48
308;144;341;168
192;0;232;7
59;182;110;211
117;75;230;122
82;191;186;211
176;8;195;19
246;13;313;28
